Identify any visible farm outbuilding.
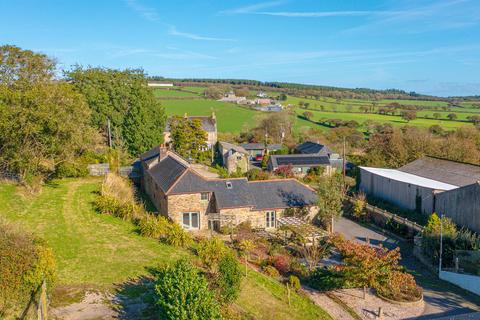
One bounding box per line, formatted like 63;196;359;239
359;157;480;233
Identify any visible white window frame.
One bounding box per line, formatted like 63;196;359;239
265;211;276;228
182;212;200;229
200;192;209;201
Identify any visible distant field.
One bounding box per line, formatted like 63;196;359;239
152;88;200;98
159;99;262;133
155;90;478;134
294;108;471;130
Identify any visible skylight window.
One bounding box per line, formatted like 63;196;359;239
226;181;233;189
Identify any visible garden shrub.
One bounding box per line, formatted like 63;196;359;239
290;259;309;278
0;222;56;318
164;222;192;248
54;161;88;178
376;271;422;302
308;267;349;291
262;265;280;278
196;237;227;271
216;254;242;304
95;194;121;215
154;259;222;320
288;275;301;291
270;254;291;274
138;214;170;239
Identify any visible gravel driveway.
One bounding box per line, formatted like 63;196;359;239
334;217;480;319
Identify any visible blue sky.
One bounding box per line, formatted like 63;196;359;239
1;0;480;96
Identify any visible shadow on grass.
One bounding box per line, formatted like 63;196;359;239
114;270;160;320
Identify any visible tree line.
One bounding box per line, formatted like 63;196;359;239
0;45;166;187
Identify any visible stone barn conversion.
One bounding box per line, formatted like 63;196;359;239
140;146;318;231
359;156;480;233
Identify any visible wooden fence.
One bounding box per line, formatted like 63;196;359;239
346;196;424;237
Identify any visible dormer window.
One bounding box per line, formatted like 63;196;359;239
226;181;233;189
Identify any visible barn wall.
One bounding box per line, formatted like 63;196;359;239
435;183;480;234
359;168;435;214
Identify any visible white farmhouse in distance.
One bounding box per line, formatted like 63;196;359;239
148;81;174;87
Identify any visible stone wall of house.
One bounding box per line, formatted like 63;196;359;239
143;173;168;215
207;132;217;148
219;207;286;230
167;193;212;230
226;153;249;173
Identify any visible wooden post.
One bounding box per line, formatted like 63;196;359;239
245;255;248;277
286;283;291;306
378;307;383;319
37;279;47;320
363;286;367;300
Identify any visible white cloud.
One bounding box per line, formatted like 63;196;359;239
168;26;235;42
220;1;285;15
124;0;159;21
254;10;405;18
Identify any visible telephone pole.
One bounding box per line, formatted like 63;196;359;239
107;119;112;148
342;136;346;187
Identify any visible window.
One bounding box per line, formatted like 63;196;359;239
201;192;209;201
226;181;233;189
265;211;276;228
182;212;199;229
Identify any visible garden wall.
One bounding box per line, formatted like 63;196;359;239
439;271;480;295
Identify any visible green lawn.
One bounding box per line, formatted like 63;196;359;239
159;99;263;133
0;178;183;286
0;178;331;319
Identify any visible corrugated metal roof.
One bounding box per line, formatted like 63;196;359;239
399;157;480;187
360;167;458;191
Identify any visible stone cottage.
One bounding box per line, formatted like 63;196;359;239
218;141;249;174
140;147;318;231
163;112;217;149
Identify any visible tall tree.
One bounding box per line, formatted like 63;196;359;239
66;67;166;156
169;116;207;160
0;45;97;182
315;174;344;232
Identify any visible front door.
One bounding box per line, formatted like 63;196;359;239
182;212;199;229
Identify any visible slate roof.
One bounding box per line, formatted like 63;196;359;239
140;146;161;162
219;141;248;155
239;143;283;151
269;154;331;168
248;180;317;209
399;156;480;187
295;141;332;156
165;116;216;133
148;155;188;192
146;154;317;211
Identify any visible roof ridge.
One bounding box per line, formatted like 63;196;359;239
421;155;480;168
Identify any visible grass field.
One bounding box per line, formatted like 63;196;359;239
294;108;471;130
0;178;331;319
152;86;478;134
153;88;199;98
159;99;262;133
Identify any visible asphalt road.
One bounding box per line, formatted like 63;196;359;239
334;217;480;319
